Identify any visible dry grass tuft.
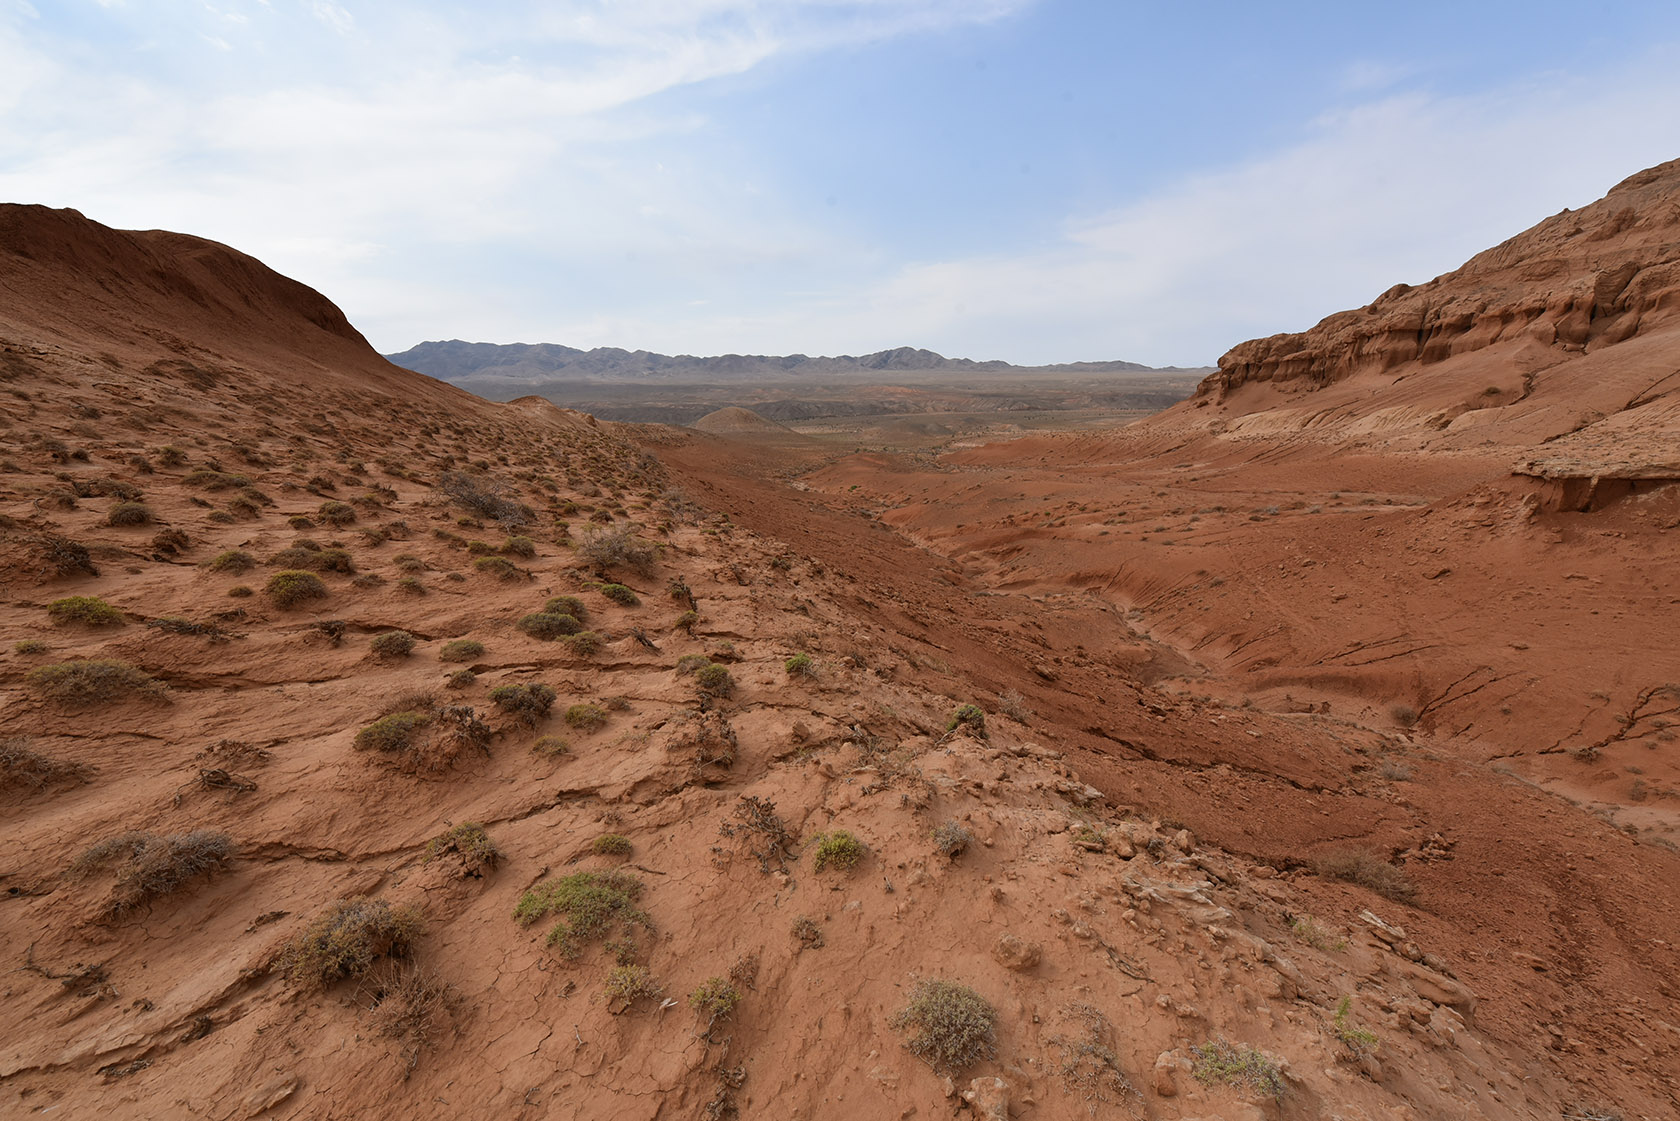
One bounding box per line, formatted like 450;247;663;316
73;830;232;917
284;898;424;987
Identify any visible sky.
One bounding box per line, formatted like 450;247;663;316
4;2;1680;366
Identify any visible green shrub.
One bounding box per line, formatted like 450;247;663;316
474;556;522;581
270;543;355;574
784;652;816;678
425;823;499;874
595;582;639;606
14;639;49;655
1190;1038;1284;1099
517;612;580;639
675;654;711;675
947;704;986;736
1333;996;1378;1057
810;830;866;873
208;549;255;573
565;703;606;730
47;596;124;627
489;682;557;726
282;898;423;987
514;869;649;958
72;829;232;917
603;964;662;1011
439;639;484;663
393;553;425;573
354;711;433;753
27;660;165;705
500;535;536;558
397;576;425;595
891;979;997;1073
544;596;586;620
688;977;741;1022
675;609;699;633
370;630;416;658
466;540;495;555
695;663;734;697
266;570;328;608
565;630;603;656
933;821;972;858
317;500;357;526
106;501;153;526
592;833;632;856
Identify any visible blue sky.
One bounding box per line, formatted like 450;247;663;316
4;1;1680;365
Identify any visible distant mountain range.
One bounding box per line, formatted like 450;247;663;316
384;339;1210;384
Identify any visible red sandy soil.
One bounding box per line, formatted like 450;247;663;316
0;171;1676;1121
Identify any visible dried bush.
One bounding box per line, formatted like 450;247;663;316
47;596;124;627
27;660;165;706
591;833;632;856
490;682;557;726
517;612;580;640
474;556;522;581
150;528;190;554
106;502;153;527
317;500;357;527
14;639;49;654
146;616;229;639
73;829;232;917
0;737;95;792
183;469;251;490
675;654;711;675
577;524;657;576
565;703;606;730
1314;848;1416;904
810;830;866;873
208;549;254;573
500;535;536;558
370;631;416;658
438;639;484;663
891;979;997;1073
36;534;97;578
533;735;571;758
266;570;328;609
933;821;972;858
359;965;457;1079
514;870;650;958
355;711;433;753
1390;703;1420;728
270;543;354;574
425;823;500;875
791;915;824;949
436;470;533;528
283;898;424;987
1190;1038;1284;1099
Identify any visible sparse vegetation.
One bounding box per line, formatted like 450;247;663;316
688;977;741;1024
595;581;640;606
266;569;328;609
533;735;571;757
1390;703;1419;728
27;660;165;705
544;595;586;620
577;524;657;576
425;823;499;874
317;500;357;526
695;662;734;697
946;703;987;737
784;652;816;678
474;555;522;581
591;833;632;856
489;682;557;726
565;630;603;656
208;549;255;573
370;630;416;658
1315;848;1416;904
933;821;972;858
47;595;124;627
1;737;94;791
105;501;153;526
436;470;533;528
500;535;536;558
354;711;433;753
791;915;824;949
810;830;866;873
1332;996;1378;1057
514;869;650;958
1290;915;1347;952
891;979;997;1073
603;965;662;1012
72;829;232;918
565;703;606;730
439;639;484;663
1190;1038;1284;1099
283;898;424;987
13;639;48;655
517;611;581;639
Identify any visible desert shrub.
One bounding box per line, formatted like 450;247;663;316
270;543;355;574
283;898;424;987
106;501;152;526
517;612;580;639
565;703;606;730
147;616;229;639
490;682;557;726
947;704;986;736
14;639;49;655
436;470;533;528
1190;1038;1284;1099
47;596;124;627
577;524;657;576
228;585;253;597
156;444;187;467
695;663;734;697
397;576;425;595
1290;915;1347;952
151;528;190;554
36;534;97;578
1390;703;1419;728
500;535;536;558
533;735;571;757
933;821;972;858
267;570;328;609
1314;848;1416;904
466;540;494;556
27;660;165;705
689;977;741;1023
603;965;662;1012
594;582;640;606
288;515;316;530
474;556;522;581
810;830;866;873
592;833;632;856
544;595;586;620
445;669;476;689
183;469;251;490
370;631;416;658
425;823;499;874
514;869;649;958
317;500;356;526
891;979;997;1073
675;654;711;675
675;609;699;633
355;711;433;753
439;639;484;663
360;965;457;1079
1332;996;1378;1057
791;915;824;949
565;630;603;656
784;652;816;678
0;737;94;791
73;829;232;917
393;553;425;573
208;549;255;573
